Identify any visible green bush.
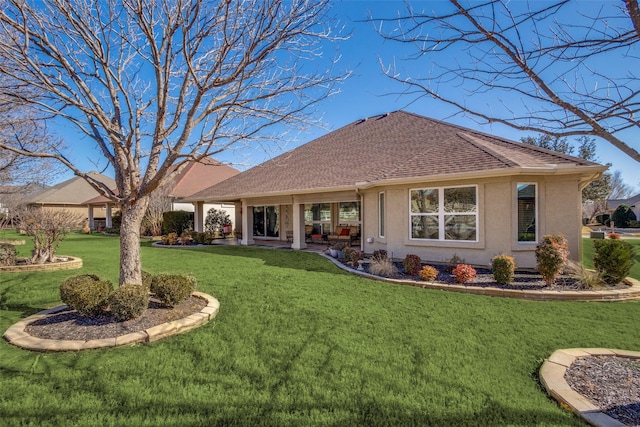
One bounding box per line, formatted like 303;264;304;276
141;270;153;291
593;239;634;284
535;234;569;286
59;275;113;317
162;211;194;235
491;254;516;285
610;204;637;228
109;285;149;321
403;254;422;276
0;243;16;266
151;274;196;306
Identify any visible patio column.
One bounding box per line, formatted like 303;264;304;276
193;201;204;232
88;206;95;230
291;202;307;250
241;200;254;245
105;204;112;228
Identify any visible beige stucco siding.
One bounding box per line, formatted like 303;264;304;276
361;175;584;269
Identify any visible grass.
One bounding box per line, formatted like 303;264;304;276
1;231;639;426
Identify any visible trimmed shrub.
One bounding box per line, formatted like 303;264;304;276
141;270;153;291
403;254;422;276
607;232;621;239
611;204;637;228
372;249;388;262
109;285;149;321
368;257;398;277
0;243;16;266
535;234;569;286
151;274;196;306
491;254;516;285
162;232;179;245
59;275;113;316
419;265;438;282
162;211;194;235
593;239;634;285
452;264;477;283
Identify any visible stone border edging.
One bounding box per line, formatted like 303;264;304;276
2;291;219;352
0;256;82;273
320;253;640;302
540;348;640;427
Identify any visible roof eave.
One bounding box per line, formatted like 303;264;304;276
355;164;609;189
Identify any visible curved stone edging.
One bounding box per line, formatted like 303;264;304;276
2;291;219;352
321;253;640;302
151;241;206;249
540;348;640;427
0;256;82;273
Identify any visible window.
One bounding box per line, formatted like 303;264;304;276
379;192;385;238
304;203;331;234
517;183;536;242
253;206;279;237
410;186;477;241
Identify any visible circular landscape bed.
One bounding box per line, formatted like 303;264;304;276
0;256;82;273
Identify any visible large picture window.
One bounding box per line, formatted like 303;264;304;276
410;186;477;241
517;183;537;242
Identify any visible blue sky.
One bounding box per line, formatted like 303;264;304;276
55;0;639;193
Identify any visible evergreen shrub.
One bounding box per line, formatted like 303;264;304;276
593;239;634;285
491;254;516;285
109;285;149;321
151;274;196;306
59;275;113;316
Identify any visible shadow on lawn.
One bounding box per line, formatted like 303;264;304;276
149;243;345;275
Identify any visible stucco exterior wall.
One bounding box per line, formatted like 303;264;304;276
360;175;584;269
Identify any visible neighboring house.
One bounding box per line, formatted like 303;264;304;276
607;193;640;222
83;158;239;231
185;111;606;268
27;172;116;227
0;182;48;226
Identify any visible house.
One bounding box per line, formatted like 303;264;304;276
184;111;607;268
26;172;116;228
607;193;640;223
83;158;239;231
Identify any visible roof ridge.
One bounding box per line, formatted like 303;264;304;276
457;132;521;167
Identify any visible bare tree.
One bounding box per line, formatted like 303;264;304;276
0;182;45;228
142;185;172;237
17;207;83;264
0;0;346;285
609;170;634;199
375;0;640;162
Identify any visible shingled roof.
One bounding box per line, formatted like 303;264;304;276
185;111;604;202
28;172;115;206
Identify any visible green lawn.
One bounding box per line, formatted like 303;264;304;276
1;232;639;426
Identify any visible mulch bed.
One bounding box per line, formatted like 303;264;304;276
25;296;207;341
565;355;640;426
360;262;629;291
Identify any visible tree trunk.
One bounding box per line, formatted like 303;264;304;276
119;196;149;286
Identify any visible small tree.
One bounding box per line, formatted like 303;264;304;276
17;207;83;264
205;208;231;235
611;204;637;228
